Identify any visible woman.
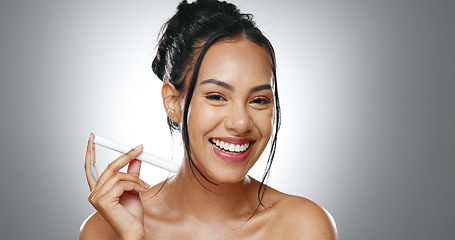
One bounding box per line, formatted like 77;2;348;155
80;0;337;239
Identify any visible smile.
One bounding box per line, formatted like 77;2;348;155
209;138;251;154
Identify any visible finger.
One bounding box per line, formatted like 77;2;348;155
95;144;143;187
110;181;148;197
127;159;142;178
84;133;99;190
90;180;149;207
90;171;149;200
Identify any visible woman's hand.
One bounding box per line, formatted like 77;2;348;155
84;133;150;239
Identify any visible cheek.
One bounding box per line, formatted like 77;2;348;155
251;109;274;138
187;99;223;141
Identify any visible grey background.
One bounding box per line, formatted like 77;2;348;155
1;0;454;239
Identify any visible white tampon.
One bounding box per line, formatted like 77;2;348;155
93;134;180;173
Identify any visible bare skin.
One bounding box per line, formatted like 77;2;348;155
81;160;337;239
80;39;337;239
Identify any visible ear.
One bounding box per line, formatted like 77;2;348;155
161;82;182;125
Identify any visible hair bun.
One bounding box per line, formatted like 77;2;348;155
152;0;244;87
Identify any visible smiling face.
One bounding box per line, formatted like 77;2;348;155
185;38;275;184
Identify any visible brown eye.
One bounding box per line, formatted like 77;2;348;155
206;94;226;101
251;97;271;105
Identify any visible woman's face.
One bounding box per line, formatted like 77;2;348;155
186;39;274;184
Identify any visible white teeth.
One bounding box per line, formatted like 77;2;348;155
210;139;250;153
229;143;235;152
235;144;240;152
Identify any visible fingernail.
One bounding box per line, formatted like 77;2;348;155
143;182;151;189
134;144;143;151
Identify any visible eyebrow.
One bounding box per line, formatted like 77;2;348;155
250;84;272;93
199;79;234;91
199;79;272;93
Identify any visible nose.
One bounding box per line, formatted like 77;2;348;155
225;103;253;135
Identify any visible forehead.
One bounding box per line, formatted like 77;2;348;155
197;39;273;85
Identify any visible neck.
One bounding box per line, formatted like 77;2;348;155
166;159;259;221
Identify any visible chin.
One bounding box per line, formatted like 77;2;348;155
189;147;258;185
203;165;251;185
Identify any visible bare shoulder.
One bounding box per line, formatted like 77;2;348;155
280;195;338;239
79;211;117;240
263;186;338;239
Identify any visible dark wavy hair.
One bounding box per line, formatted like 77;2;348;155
152;0;281;208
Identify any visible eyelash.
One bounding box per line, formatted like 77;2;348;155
251;97;271;105
205;94;226;101
206;94;271;105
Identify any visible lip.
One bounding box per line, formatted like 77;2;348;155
209;137;255;164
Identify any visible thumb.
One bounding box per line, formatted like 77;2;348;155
127;159;142;178
127;144;143;177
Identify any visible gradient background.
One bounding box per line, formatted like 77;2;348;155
1;0;454;239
